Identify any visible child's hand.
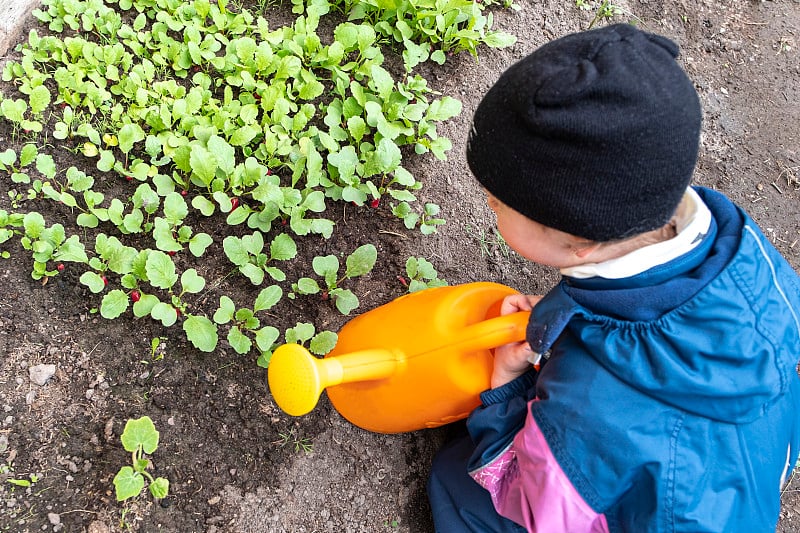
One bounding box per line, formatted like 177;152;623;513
491;294;543;389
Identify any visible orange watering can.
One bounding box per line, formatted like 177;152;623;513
267;282;530;433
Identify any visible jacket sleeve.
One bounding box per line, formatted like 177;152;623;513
466;370;610;532
466;368;538;468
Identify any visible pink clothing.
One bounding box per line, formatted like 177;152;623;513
470;401;609;532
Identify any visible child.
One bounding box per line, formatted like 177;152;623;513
427;23;800;532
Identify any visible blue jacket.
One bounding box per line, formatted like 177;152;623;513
466;187;800;532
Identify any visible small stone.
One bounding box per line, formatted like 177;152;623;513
208;496;221;505
47;513;61;525
26;391;37;405
29;364;57;386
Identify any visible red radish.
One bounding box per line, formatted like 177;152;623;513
180;190;188;197
230;197;240;210
397;276;408;288
175;307;181;317
57;263;65;272
369;198;380;208
101;276;108;286
131;290;141;302
168;251;176;256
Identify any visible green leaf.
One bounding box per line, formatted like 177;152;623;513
151;302;178;327
0;148;16;169
369;65;395;101
269;233;296;261
54;235;88;263
345;244;377;278
19;144;37;167
207;135;235;175
295;277;320;295
484;31;517;48
309;331;337;355
332;288;359;315
427;97;462;122
240;263;265;285
286;322;315;344
80;271;106;293
188;233;213;257
118;123;145;154
29;85;51;115
230;125;260;146
223;236;250;266
163;192;189;224
213;295;236;324
254;285;282;312
149;477;170;499
100;289;129;319
133;293;159;317
264;266;285;282
334;23;358;49
121;416;159;454
183;315;218;352
23;211;45;239
254;326;279;352
145;250;178;289
312;255;338;284
227;326;252;354
189;145;217;186
191;195;216;216
113;466;144;501
374;138;401;173
180;268;206;293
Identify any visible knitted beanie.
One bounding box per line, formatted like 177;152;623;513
467;24;702;242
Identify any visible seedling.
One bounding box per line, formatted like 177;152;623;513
6;473;40;488
575;0;625;29
273;428;313;453
392;202;445;234
405;257;447;293
113;416;169;502
213;285;283;356
223;232;297;285
290;244;377;315
465;224;510;258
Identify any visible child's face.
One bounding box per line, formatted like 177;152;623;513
485;192;596;268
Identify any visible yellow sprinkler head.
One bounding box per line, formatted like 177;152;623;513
268;344;327;417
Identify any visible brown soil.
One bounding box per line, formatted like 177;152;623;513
1;1;799;532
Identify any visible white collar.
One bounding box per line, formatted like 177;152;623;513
560;188;712;280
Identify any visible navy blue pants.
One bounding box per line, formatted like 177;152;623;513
427;430;526;533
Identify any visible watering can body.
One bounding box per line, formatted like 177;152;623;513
268;282;530;433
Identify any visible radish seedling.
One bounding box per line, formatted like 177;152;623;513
290;243;377;315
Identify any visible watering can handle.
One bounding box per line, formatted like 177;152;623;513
450;310;530;353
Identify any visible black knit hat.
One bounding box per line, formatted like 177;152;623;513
467;24;701;242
